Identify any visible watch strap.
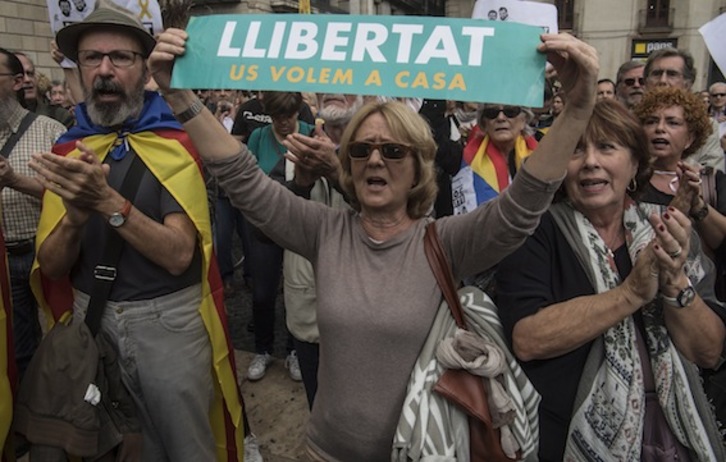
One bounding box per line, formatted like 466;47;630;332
661;281;695;308
119;199;132;218
661;292;680;306
174;98;204;124
690;203;709;222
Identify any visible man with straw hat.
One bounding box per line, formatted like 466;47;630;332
25;1;247;460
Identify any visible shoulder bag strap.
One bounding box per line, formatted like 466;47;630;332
85;153;146;336
1;112;38;158
424;222;468;330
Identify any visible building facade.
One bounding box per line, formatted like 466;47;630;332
0;0;61;79
447;0;726;91
2;0;724;97
0;0;445;83
192;0;444;17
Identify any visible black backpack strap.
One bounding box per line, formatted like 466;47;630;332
1;112;38;158
85;153;146;336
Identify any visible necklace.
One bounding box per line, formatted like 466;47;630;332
652;170;679;193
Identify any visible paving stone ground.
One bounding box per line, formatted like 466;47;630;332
235;350;309;461
225;256;310;461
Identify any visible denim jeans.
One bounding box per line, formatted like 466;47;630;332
73;286;215;462
8;249;41;379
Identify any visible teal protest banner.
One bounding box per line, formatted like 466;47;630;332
171;14;545;106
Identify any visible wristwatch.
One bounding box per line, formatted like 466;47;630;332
108;199;131;228
690;203;709;222
661;281;697;308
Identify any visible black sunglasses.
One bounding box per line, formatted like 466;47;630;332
481;106;522;120
348;142;413;160
622;77;645;87
711;92;726;98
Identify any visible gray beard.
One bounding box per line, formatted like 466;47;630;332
84;77;145;127
86;94;144;127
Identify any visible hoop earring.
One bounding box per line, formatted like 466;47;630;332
627;177;637;193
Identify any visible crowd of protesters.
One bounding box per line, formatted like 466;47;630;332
1;1;726;461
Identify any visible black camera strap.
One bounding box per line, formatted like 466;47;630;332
85;152;145;337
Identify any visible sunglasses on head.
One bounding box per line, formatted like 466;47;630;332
348;142;413;160
622;77;645;87
481;106;522;120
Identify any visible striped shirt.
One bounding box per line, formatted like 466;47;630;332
0;105;65;241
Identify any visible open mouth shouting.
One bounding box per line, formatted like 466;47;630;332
365;175;388;190
579;177;609;193
650;137;670;152
92;78;124;102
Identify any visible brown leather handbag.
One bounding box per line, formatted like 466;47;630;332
424;222;519;462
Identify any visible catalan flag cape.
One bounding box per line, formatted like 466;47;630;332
29;92;245;461
457;124;537;206
0;237;16;462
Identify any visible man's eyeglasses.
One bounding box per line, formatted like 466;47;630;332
348;142;413;160
648;69;683;80
621;77;645;87
481;106;522;120
77;50;143;68
711;93;726;98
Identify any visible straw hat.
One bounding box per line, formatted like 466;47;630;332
56;0;156;61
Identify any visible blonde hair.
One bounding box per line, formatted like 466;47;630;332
338;101;438;219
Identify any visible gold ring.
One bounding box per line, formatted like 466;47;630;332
668;247;682;258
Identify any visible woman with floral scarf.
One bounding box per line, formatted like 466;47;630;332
497;100;726;461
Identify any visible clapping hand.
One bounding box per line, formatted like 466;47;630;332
670;161;703;216
649;208;692;292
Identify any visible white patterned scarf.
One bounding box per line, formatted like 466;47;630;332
549;200;723;462
391;286;540;462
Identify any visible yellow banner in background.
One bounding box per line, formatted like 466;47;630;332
299;0;311;14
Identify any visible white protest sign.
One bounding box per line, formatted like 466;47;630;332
47;0;163;68
699;13;726;77
472;0;558;34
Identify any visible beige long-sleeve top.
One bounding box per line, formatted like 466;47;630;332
207;146;561;461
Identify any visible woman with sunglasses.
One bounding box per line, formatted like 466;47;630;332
148;29;599;461
452;101;537;214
